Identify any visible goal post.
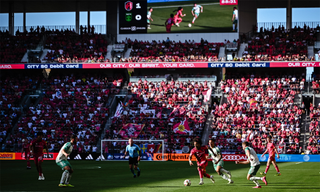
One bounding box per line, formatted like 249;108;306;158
100;139;165;161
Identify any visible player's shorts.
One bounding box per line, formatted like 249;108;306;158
248;164;260;176
194;12;200;17
129;157;139;166
197;161;208;170
24;151;30;159
213;160;224;171
268;155;276;161
34;155;43;163
56;160;72;170
233;19;238;24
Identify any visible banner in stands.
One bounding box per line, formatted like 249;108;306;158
24;64;82;69
82;63;208;69
220;0;238;6
269;62;320;67
2;62;320;69
257;154;320;162
208;62;270;68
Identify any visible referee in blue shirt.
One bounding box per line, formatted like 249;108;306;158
124;138;142;178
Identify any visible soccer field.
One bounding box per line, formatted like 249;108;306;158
1;161;319;192
148;0;237;33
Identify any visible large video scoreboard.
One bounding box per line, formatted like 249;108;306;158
119;0;238;34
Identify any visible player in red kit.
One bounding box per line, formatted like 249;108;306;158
21;139;31;169
165;14;175;33
260;135;281;176
30;132;49;180
189;138;215;185
173;7;186;27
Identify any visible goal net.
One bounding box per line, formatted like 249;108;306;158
100;139;165;161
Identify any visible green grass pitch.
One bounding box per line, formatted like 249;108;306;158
147;0;237;33
1;160;320;192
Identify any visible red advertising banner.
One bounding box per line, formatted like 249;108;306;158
270;62;320;67
82;63;208;69
0;64;25;69
220;0;238;5
14;153;59;160
222;154;247;161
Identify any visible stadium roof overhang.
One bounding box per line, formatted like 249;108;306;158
0;0;319;13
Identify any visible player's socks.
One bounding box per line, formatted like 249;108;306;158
220;174;229;181
221;168;232;178
210;175;215;183
65;173;72;184
192;17;196;23
136;167;140;177
250;178;260;186
265;165;270;173
130;168;136;176
60;170;68;184
275;165;280;173
27;161;31;167
198;169;203;178
251;176;263;180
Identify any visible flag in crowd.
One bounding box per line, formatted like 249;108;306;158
172;119;191;134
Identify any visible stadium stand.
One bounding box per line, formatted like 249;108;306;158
105;77;214;153
0;31;42;63
209;72;304;154
239;26;317;61
4;72;123;153
43;31;108;63
1;74;39;150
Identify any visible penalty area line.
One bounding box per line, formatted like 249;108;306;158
295;162;303;164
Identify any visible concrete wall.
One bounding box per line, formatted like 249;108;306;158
118;33;239;43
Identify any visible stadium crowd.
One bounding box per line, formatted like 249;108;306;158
210;73;304;154
105;78;213;153
308;103;320;154
4;73;123;153
239;25;317;61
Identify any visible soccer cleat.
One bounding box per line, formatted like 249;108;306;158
199;181;204;185
59;184;67;187
133;175;137;178
262;176;268;185
275;173;281;176
38;176;42;181
210;175;215;183
148;27;151;29
192;21;194;24
260;172;266;176
253;186;261;188
27;166;31;169
65;184;74;187
228;180;234;184
137;171;140;177
176;23;180;27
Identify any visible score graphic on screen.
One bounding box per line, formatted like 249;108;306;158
119;0;147;34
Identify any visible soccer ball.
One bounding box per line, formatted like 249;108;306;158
184;179;191;186
188;23;192;27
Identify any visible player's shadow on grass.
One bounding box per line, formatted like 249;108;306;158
147;186;183;188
